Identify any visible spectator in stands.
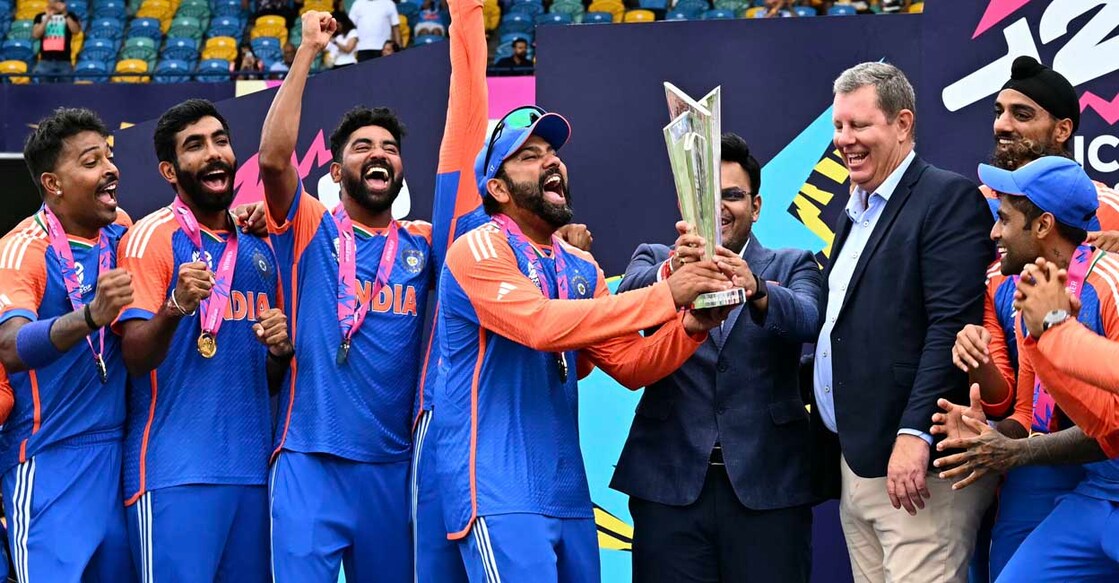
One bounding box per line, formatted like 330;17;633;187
381;40;399;56
235;43;264;79
419;0;446;23
269;42;296;77
348;0;401;62
327;12;359;68
31;0;81;83
255;0;301;27
763;0;795;17
494;39;532;73
412;20;445;38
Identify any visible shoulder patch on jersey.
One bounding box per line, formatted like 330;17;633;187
402;248;426;274
464;228;500;262
123;208;175;259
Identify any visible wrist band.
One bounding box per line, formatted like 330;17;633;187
168;290;196;317
16;317;65;369
84;304;99;330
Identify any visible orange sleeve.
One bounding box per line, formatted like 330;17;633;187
0;227;48;322
438;0;487;179
1037;321;1119;391
115;220;175;322
403;220;434;245
114;208;133;229
447;228;685;353
266;183;326;262
1009;321;1035;434
0;366;11;425
579;268;705;390
1094;182;1119;232
980;277;1016;417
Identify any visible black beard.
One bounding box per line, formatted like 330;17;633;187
176;159;236;213
341;160;403;215
506;171;573;229
990;134;1067;170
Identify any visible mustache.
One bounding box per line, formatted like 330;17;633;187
97;173;118;190
362;158;394;178
196;160;235;177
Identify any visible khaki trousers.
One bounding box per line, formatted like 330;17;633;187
838;455;997;583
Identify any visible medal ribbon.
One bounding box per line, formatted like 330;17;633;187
40;205;109;377
1027;244;1093;433
492;214;571;381
169;197;238;340
332;204;399;348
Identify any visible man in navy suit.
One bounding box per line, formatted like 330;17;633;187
812;62;997;583
612;133;822;582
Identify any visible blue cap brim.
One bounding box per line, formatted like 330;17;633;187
978;163;1025;196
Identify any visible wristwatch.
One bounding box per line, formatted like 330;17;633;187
749;274;768;302
1041;309;1070;332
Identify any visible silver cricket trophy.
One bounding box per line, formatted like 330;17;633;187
663;82;746;310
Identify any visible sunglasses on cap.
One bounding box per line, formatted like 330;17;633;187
481;105;546;178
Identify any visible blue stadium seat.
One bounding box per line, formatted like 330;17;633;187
702;8;736;19
161;37;199;61
2;39;33;63
674;0;709;18
639;0;669;10
212;0;243;18
93;0;127;20
793;5;817;16
664;10;690;20
74;59;110;83
67;1;89;20
154;58;191;83
128;18;164;42
195;58;230;82
499;13;534;35
828;4;857;15
508;2;544;18
80;37;119;62
582;11;613;24
208;16;243;40
412;35;446;45
396;0;420;22
88;17;125;40
499;31;531;45
250;36;280;56
536;12;572;25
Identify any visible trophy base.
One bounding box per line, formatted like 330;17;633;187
691;288;747;310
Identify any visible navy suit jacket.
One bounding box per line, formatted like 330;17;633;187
610;235;822;509
811;155;995;495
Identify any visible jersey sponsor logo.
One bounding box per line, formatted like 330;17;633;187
354;282;420;316
402;249;425;275
496;282;516;301
74;261;93;297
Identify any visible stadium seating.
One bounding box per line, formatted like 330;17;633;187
6;19;33;40
112;57;148;82
412;35;445;46
2;38;33;63
536;13;572;26
622;9;655;23
195;57;230;82
828;5;857;16
127;18;164;42
208;16;243;41
161;36;198;61
582;11;612;24
94;0;128;20
665;10;690;20
202;35;237;61
0;58;29;83
122;36;157;63
74;59;110;83
251;36;282;63
153;58;190;83
703;9;736;19
587;0;624;22
80;37;118;62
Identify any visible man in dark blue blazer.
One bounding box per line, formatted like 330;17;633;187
612;134;822;582
812;62;997;583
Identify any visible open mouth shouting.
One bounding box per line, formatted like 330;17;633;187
95;175;118;208
542;171;566;205
362;161;393;194
198;164;232;195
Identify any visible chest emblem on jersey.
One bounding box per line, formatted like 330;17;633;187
252;249;271;278
74;262;93;297
191;250;215;269
402;249;425;275
571;275;590;298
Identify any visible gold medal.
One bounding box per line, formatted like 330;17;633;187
197;333;217;358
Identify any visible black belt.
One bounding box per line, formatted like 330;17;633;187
709;444;724;466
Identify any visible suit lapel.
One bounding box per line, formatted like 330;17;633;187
836;156;927;318
717;235;773;353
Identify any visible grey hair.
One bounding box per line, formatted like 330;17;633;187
833;62;917;140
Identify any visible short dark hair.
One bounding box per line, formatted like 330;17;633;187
153;99;231;166
1005;195;1087;245
329;106;407;163
512;39;527;48
721;132;761;195
24;107;110;198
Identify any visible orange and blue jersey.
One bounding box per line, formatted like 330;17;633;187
116;208;279;504
433;222;707;538
267;184;433;463
978;262;1021;419
416;0;491;419
0;210;131;474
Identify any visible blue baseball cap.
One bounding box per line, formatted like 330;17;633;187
978;156;1100;231
475;107;572;197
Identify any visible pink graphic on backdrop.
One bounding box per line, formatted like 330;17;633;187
234;129;332;205
488;76;536;119
1081;91;1119;126
972;0;1033;39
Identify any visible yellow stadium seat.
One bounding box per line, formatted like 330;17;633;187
202;35;239;61
255;15;287;30
251;25;288;43
399;15;410;47
483;2;501;32
0;60;30;84
588;0;625;22
744;6;765;17
112;59;150;83
138;0;174;20
71;31;83;63
908;2;923;12
622;9;655;22
300;0;333;14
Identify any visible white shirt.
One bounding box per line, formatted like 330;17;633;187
349;0;400;52
328;29;359;66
